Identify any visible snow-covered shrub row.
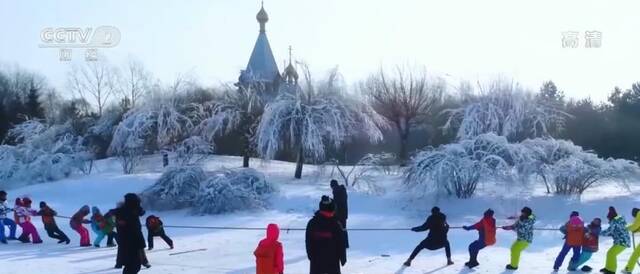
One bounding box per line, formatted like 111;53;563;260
0;120;92;184
405;133;640;198
443;82;568;142
141;166;275;214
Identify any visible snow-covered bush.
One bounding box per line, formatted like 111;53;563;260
175;136;213;166
443;81;568;142
0;120;92;184
192;168;275;214
141;166;274;214
140;166;206;210
405;136;507;198
520;138;640;194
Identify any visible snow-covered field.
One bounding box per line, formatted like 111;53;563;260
1;155;640;274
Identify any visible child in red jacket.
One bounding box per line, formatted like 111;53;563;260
254;223;284;274
70;205;91;247
463;209;497;269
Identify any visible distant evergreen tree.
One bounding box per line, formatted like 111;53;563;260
25;87;44;119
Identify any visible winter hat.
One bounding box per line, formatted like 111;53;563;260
484;209;495;217
330;179;339;188
39;201;47;208
632;208;640;218
591;218;602;227
124;193;141;209
521;207;532;217
570;211;579;217
22;197;32;206
0;190;6;200
431;207;441;214
319;195;335;212
91;206;101;215
266;223;280;241
569;216;583;226
607;206;618;220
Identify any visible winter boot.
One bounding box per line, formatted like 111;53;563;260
447;260;454;266
107;243;116;247
403;261;411;267
114;264;122;269
465;261;479;269
57;239;65;244
598;268;614;274
143;263;151;269
18;235;30;243
0;239;7;244
621;268;632;274
7;236;17;240
506;264;518;270
32;239;42;244
580;265;592;272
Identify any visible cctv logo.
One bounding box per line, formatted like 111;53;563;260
39;26;121;48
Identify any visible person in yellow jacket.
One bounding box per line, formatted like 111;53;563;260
623;208;640;274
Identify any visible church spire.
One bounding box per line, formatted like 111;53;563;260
256;1;269;33
283;45;299;84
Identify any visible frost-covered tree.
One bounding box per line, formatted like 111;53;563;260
118;58;153;109
191;85;263;167
67;59;119;116
175;136;213;166
443;80;568;142
362;67;444;164
257;66;386;179
109;101;192;173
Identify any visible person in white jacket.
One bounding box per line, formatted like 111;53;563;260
0;191;17;244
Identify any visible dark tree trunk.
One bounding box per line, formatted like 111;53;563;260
397;120;411;166
295;145;304;179
242;135;250;168
243;154;250;168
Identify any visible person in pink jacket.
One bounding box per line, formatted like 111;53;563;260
254;223;284;274
15;197;42;244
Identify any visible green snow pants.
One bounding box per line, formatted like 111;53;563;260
625;244;640;272
510;240;530;268
605;244;627;272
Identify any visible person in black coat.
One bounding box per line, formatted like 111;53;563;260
306;195;347;274
330;179;349;248
114;193;146;274
404;207;453;267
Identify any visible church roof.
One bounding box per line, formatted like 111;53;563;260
241;4;280;84
245;31;280;83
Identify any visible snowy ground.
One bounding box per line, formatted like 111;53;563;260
1;155;640;274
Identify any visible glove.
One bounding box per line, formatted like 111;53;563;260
410;227;419;232
463;226;471;231
341;258;347;266
501;226;510;230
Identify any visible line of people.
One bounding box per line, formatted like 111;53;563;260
0;191;174;274
253;180;640;274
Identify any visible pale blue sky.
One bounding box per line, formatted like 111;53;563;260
1;0;639;102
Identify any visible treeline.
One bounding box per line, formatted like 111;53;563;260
0;62;638;168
